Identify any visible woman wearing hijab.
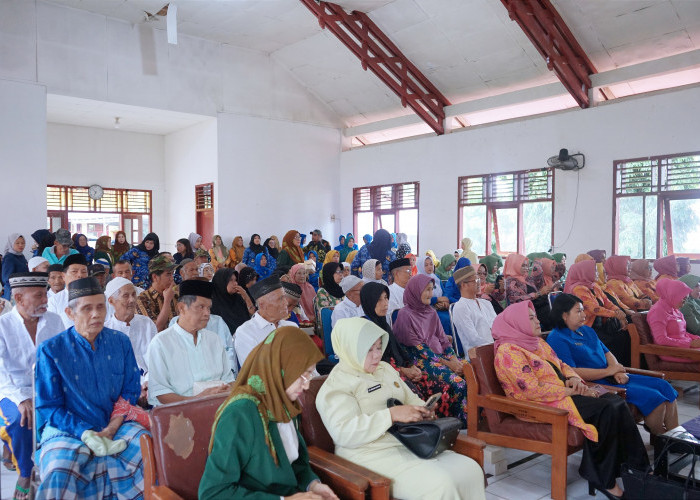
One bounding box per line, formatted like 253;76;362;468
174;238;194;264
313;261;344;318
417;255;444;299
253;253;273;280
208;235;229;271
349;229;395;281
277;230;305;267
504;253;554;329
112;231;131;261
227;236;245;268
262;237;278;270
443;257;472;304
587;250;607;286
338;233;357;262
434;254;456;281
344;250;358;265
286;263;315;322
238;267;259;303
552;252;567;265
199;262;215;281
678;257;692;277
211;269;255;334
2;234;28;300
460;237;479;266
334;235;345;252
493;301;648;498
323;249;340;265
479;254;502;284
317;317;484;500
30;229;55;258
120;233;160;289
189;232;203;252
603;256;652;311
653;254;679;281
648;279;700;367
305;250;320;290
565;260;631;366
680;274;700;335
199;327;336;500
362;258;388;285
362;234;372;246
242;234;268;267
547;293;679;436
72;233;95;264
393;274;469;426
94;236;114;272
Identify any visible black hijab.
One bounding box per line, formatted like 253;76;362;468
211;269;251;333
321;262;344;299
31;229;55;256
369;229;392;260
248;234;265;255
263;238;279;259
137;232;160;257
360;282;410;367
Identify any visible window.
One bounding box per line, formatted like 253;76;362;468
458;168;554;256
47;185;152;246
613;152;700;259
353;182;419;251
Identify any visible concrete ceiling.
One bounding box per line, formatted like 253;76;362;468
45;0;700;138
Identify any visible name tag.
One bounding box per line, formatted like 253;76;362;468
368;384;382;393
574;342;583;346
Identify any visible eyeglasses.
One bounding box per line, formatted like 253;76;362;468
300;373;312;384
334;269;343;275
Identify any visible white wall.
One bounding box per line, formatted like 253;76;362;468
46;123;166;242
340;84;700;262
217;113;341;244
164;118;218;249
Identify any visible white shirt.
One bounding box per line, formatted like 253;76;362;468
0;308;63;405
169;314;237;375
47;289;57;299
105;313;157;381
331;298;364;328
234;313;296;368
0;298;12;317
452;296;497;351
147;322;234;406
47;289;73;329
388;283;405;317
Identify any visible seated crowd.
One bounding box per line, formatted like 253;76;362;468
0;227;698;499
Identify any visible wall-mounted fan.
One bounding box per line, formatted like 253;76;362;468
547;148;585;170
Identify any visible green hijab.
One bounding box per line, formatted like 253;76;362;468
552;253;567;263
480;254;503;283
435;253;457;281
680;274;700;290
527;252;552;262
332;317;389;378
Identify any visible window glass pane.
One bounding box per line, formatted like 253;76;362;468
356;212;374;242
461;205;487;255
617;197;644;258
644;196;657;259
67;212;122;246
378;186;393;209
398;209;418;253
492;208;517;254
668;198;700;254
379;213;395;233
141;215;151;241
523;202;552;254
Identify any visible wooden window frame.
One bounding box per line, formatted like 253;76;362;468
353;182;420;244
195;183;214;211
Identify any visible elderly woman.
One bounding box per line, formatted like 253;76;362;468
120;232;159;289
317;317;485;500
227;236;245;268
547;293;678;435
277;230;305;267
211;269;254;333
253;253;273;280
565;260;631;366
680;275;700;335
208;235;229;270
350;229;395;282
504;253;554;329
362;258;388;285
2;234;28;300
494;301;649;498
286;263;315;322
603;256;652;311
393;275;469;426
199;327;337;500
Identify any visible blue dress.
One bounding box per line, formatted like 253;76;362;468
1;253;28;300
350;245;396;282
120;247;152;289
547;325;677;415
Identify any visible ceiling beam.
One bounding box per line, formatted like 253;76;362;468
299;0;451;135
499;0;597;108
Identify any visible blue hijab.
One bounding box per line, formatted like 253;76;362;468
253;252;272;280
363;234;373;245
334;235;345;252
72;233;95;263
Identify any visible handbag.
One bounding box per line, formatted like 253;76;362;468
621;433;700;499
386;398;462;459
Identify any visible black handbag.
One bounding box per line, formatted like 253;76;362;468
386;398;462;459
621;435;700;499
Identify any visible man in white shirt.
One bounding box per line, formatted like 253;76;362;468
234;277;295;367
331;276;364;327
388;258;412;318
47;253;88;328
452;266;497;351
47;264;65;299
112;261;143;296
104;278;157;385
0;272;63;494
147;280;234;406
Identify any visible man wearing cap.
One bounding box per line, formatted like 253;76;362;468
46;263;65;298
135;254;178;331
105;277;157;383
0;272;63;499
234;276;296;367
89;263;108;290
41;228;79;265
113;261;144;296
388;258;412;317
27;256;49;273
452;266;497;351
47;253;89;329
281;281;304;324
35;277;148;499
303;229;330;264
147;280;234;406
331;276;364;328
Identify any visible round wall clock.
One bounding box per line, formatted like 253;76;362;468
88;184;104;200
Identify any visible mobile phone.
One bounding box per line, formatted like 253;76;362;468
424;392;442;410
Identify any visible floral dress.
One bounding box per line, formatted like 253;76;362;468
120;248;152;289
605;279;649;311
634;279;659;303
313;288;342;335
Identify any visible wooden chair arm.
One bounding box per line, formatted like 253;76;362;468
638;344;700;361
308;446;391;490
452;435;486;468
150;486;184;500
481;394;569;424
308;446;371;500
625;367;665;379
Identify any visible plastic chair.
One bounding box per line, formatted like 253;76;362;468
320;307;338;363
548;291;562;308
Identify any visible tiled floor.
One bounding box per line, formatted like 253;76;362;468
1;387;698;499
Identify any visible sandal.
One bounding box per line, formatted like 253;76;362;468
13;484;29;500
3;457;16;471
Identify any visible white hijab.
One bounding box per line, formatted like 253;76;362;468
362;258;387;285
417;254;443;297
3;233;23;256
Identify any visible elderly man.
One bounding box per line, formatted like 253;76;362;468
46;264;64;299
27;256;49;273
35;277;148;499
113;261;143;296
147;280;234;406
452;266;497;351
388;258;412;317
89;263;108;290
331;275;364;327
0;272;63;499
177;258;199;281
281;281;304;324
234;277;296;367
104;277;157;382
47;253;89;328
135;254;178;331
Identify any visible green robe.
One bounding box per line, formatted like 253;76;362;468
681;297;700;336
199;398;318;499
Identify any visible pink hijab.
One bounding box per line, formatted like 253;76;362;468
656;278;691;307
587;249;606;263
538;258;556;287
492;301;539;352
604;255;632;284
504;253;528;284
563;260;597;294
654;255;678;279
289;263;315;318
393;274;451;355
